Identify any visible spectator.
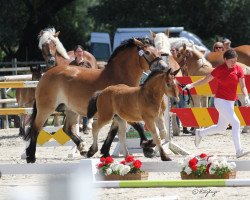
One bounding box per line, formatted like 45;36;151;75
223;38;232;51
213;42;224;52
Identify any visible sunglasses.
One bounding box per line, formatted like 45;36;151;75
215;46;223;49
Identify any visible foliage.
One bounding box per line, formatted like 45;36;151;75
179;153;236;177
96;155;143;176
0;0;249;61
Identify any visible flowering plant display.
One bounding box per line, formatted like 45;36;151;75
96;155;143;176
179;153;236;177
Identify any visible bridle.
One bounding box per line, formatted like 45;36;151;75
137;46;164;71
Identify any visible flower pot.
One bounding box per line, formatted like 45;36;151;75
180;171;236;179
96;171;149;181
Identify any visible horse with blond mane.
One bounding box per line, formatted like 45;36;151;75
38;28;98;70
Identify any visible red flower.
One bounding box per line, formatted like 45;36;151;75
97;163;104;168
120;160;126;165
105;156;114;164
125;155;135;163
200;153;207;158
189;157;198;167
133;160;142;169
206;163;211;174
190;164;197;171
100;157;106;163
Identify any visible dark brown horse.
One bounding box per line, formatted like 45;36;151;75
38;28;98;70
23;37;170;163
87;69;180;161
16;66;42;136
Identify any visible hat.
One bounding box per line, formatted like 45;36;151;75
223;38;231;44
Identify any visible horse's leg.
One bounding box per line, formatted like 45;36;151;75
155;114;169;141
115;116;129;157
83;118;94;134
63;111;87;156
87;117;110;158
144;118;171;161
19;114;25;136
100;120;119;157
25;107;51;163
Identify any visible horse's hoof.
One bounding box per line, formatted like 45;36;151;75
26;156;36;163
80;151;88;157
143;147;156;158
87;151;95;158
141;139;156;148
161;156;172;161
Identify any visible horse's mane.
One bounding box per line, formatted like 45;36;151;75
107;37;154;64
154;33;171;55
170;37;208;53
140;70;163;86
185;46;213;68
38;28;70;60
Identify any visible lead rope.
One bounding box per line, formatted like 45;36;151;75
178;83;194;106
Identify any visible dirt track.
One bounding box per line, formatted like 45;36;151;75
1;126;250;200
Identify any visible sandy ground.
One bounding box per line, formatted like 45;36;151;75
1;125;250;200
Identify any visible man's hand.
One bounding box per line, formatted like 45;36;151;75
245;96;250;106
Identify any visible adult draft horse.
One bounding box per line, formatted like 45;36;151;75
16;65;42;136
99;32;183;157
23;37;169;163
87;69;180;161
38;28;98;70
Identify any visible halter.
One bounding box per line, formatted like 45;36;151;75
137;47;163;70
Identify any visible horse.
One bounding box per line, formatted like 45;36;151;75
38;28;98;70
16;65;42;136
23;37;170;163
98;32;183;157
206;45;250;67
87;69;180;161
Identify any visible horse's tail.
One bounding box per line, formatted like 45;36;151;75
87;91;102;119
23;101;37;141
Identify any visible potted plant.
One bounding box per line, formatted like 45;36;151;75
179;153;236;179
96;155;148;180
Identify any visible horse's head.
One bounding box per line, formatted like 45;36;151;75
30;65;42;81
165;68;180;101
38;28;69;69
133;38;169;72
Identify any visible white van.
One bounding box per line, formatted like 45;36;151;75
90;27;208;61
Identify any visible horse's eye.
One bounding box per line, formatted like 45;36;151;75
144;51;150;55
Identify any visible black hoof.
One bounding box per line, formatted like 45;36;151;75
143;147;157;158
26;156;36;163
162;156;172;161
80;151;88;157
141;139;156;148
101;154;110;158
87;150;95;158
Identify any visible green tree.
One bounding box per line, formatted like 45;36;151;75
0;0;98;61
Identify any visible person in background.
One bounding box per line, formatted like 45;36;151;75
70;45;91;133
223;38;232;51
70;45;91;68
170;47;192;134
184;49;250;158
212;42;224;52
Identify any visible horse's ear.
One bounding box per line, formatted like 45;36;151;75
164;29;170;37
171;68;181;76
133;38;144;47
183;43;186;50
54;31;60;37
151;31;156;39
